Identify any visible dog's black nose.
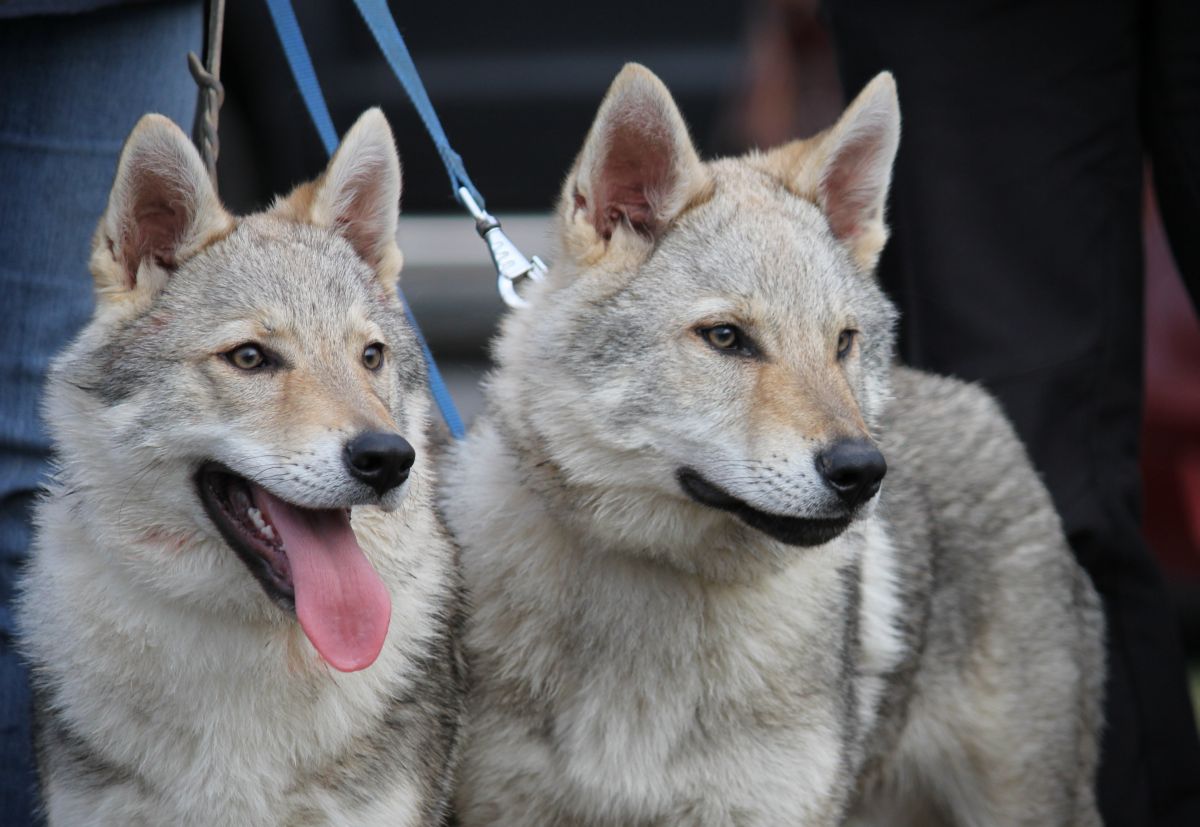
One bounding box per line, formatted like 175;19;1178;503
816;439;887;507
344;432;416;496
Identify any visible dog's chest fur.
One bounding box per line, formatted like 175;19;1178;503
23;496;456;827
449;422;905;826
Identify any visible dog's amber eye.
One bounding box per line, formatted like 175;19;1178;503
698;324;759;357
702;325;742;351
227;344;267;371
362;343;384;371
837;330;857;359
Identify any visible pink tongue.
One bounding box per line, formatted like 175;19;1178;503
252;488;391;672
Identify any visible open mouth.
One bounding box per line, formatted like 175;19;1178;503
195;462;392;672
676;468;852;547
197;464;295;608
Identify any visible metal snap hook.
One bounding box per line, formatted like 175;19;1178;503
496;254;547;308
458;187;547;308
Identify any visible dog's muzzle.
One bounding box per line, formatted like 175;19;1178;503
676;468;855;547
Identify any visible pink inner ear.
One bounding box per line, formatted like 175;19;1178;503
333;172;388;267
121;178;189;287
590;122;674;241
821;133;885;243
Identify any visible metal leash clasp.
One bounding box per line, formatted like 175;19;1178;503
457;187;546;308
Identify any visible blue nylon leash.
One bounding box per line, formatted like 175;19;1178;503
345;0;546;307
261;0;337;155
349;0;485;211
263;0;465;439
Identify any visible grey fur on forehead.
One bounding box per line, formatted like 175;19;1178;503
59;214;426;412
625;171;858;299
590;160;900;400
171;216;381;306
163;216;421;363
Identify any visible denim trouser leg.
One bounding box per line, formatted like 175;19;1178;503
0;2;203;820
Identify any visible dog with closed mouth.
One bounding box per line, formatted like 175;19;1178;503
444;64;1105;826
19;109;464;825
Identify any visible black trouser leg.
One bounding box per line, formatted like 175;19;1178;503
1144;0;1200;307
823;1;1200;823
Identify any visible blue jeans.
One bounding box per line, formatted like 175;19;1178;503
0;2;202;821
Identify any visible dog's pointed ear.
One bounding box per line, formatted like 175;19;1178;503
562;63;710;262
93;114;232;296
762;72;900;272
283;108;403;289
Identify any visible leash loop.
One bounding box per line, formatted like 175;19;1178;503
189;0;227;188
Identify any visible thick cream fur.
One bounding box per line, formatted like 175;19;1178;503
21;110;461;825
446;64;1102;827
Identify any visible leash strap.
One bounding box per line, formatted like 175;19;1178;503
347;0;547;306
262;0;338;154
349;0;485;210
263;0;466;439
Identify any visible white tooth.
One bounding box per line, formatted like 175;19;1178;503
247;506;268;533
245;505;277;542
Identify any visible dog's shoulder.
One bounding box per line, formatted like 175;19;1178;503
881;365;1057;536
884;366;1025;474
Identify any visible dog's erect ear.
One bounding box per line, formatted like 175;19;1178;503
282;108;403;289
93;114;232;295
761;72;900;272
562;63;710;262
